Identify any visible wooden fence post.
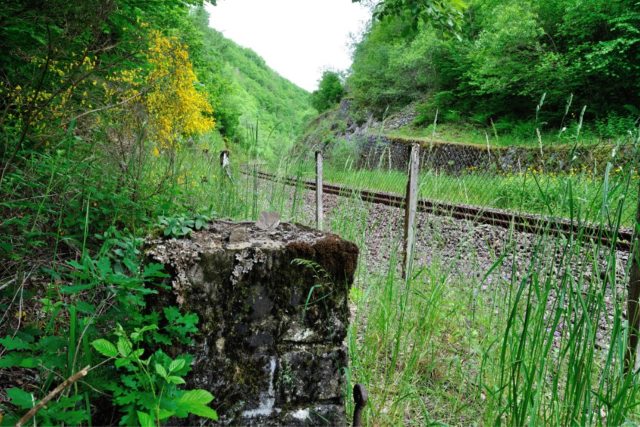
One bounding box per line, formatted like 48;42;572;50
403;143;420;278
316;150;323;231
626;182;640;373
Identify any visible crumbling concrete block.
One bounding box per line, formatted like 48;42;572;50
145;220;358;425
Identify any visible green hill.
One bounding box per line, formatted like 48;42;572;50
191;7;314;159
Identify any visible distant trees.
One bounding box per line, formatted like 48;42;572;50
311;71;345;112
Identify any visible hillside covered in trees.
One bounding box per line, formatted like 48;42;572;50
194;8;314;157
0;1;310;424
321;0;639;142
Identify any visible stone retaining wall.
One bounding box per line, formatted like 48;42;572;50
356;134;627;174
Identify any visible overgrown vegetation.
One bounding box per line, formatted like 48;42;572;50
2;0;640;425
0;1;309;424
192;7;314;157
311;71;345;113
243;145;640;425
348;0;639;140
292;159;639;227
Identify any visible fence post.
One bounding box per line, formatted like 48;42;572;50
403;143;420;278
315;150;323;231
627;183;640;373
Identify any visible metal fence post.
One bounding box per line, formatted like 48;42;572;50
403;143;420;278
316;150;323;231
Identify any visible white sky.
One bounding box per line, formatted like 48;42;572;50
205;0;371;92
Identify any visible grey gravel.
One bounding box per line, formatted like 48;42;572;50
250;174;632;353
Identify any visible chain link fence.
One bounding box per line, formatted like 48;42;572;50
323;134;640;230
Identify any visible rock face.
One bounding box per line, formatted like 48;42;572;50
145;221;359;425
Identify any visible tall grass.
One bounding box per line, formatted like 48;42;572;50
134;127;640;425
386;121;628;148
246;134;640;424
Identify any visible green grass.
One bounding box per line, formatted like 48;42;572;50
288;162;638;228
290;161;640;425
344;233;640;425
254;149;640;424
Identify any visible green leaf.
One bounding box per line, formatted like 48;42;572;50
137;411;155;427
131;324;158;342
96;257;111;277
155;363;168;379
169;358;186;373
178;389;214;405
123;257;138;274
67;260;85;271
186;403;218;420
0;335;33;350
91;339;118;358
167;375;186;385
75;301;96;314
115;358;132;368
0;353;39;368
37;336;66;353
117;337;132;357
143;263;169;278
60;283;96;294
158;408;175;420
7;387;34;409
175;389;217;420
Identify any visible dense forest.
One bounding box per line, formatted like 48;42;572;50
344;0;640;138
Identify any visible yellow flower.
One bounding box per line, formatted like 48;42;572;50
145;31;214;150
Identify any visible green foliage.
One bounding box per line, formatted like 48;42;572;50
91;324;217;426
4;386;88;426
347;0;640;133
158;211;213;237
190;6;314;158
311;71;345;112
354;0;467;34
0;224;215;425
0;0;310;425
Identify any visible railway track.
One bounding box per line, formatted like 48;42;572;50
245;169;635;252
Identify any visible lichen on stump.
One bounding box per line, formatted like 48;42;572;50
145;220;359;425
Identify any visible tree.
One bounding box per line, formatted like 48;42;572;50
353;0;468;34
311;71;345;113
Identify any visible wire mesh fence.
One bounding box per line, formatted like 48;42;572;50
312;135;640;231
235;129;640;421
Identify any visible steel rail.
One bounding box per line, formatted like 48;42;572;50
244;169;634;252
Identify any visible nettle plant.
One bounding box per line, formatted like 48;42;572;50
0;225;216;426
92;324;217;426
